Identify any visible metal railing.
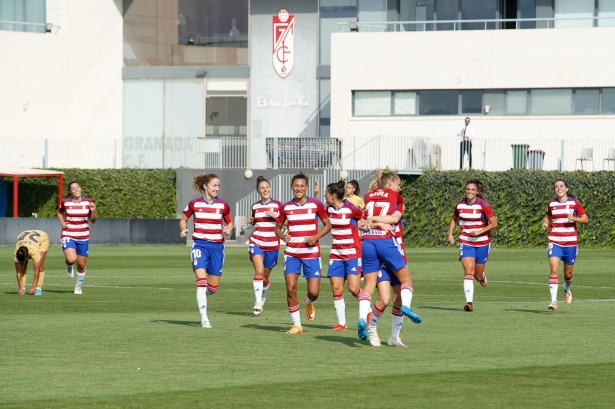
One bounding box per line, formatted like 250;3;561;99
337;16;615;32
333;136;615;173
0;20;57;33
266;137;342;169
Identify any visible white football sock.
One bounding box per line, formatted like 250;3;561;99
464;276;474;303
549;278;558;302
262;282;270;300
333;294;346;326
400;284;413;307
253;279;263;303
75;271;86;287
391;309;403;339
196;287;208;321
359;297;371;320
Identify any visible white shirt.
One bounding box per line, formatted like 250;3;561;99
458;124;475;141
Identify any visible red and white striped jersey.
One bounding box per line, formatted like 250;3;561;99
59;198;93;241
183;197;231;243
454;198;495;246
546;196;586;247
361;189;404;240
276;198;328;259
249;199;283;250
327;200;363;260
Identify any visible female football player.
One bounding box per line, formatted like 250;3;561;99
14;230;49;296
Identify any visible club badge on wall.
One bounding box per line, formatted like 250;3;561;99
273;9;294;78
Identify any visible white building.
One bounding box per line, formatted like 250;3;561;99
1;0;614;171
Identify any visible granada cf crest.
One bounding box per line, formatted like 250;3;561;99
273;9;294;78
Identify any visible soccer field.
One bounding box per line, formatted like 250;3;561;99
1;245;614;409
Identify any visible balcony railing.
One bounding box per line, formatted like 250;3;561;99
337;16;615;32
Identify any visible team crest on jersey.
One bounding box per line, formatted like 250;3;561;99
272;9;295;78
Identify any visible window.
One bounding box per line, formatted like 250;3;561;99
354;91;391;116
462;90;483;114
598;0;615;27
435;0;458;31
506;90;528;115
575;89;599;115
484;90;505;115
393;92;417;115
461;0;497;30
602;88;615;114
531;89;572;115
319;79;331;136
0;0;45;33
399;0;434;31
320;0;358;65
178;0;248;47
206;97;247;137
554;0;594;28
419;90;458;115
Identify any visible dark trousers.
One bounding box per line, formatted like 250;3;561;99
460;140;472;169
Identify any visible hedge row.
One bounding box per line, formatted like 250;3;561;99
2;169;176;219
400;170;615;248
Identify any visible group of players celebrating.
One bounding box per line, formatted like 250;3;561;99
13;173;587;347
180;171;588;347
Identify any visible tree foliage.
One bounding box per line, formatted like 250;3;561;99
400;170;615;248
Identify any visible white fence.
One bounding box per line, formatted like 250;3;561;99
2;136;614;172
335;136;615;172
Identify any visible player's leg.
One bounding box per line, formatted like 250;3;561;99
329;259;347;329
460;244;476;311
35;234;49;295
191;243;212;327
250;245;266;312
369;277;390;347
284;264;303;333
302;258;321;322
359;239;380;339
473;244;489;287
62;238;77;278
562;246;577;304
548;244;562;310
260;250;278;306
388;284;406;347
381;238;421;323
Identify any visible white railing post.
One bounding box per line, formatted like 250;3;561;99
558;140;565;171
482;139;487;170
273;137;278;169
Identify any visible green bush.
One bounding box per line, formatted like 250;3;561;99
401;170;615;248
2;169;176;218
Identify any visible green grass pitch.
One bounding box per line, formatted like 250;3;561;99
1;245;614;408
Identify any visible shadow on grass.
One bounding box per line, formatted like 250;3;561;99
315;334;365;348
224;311;256;317
242;323;290;333
421;305;463;312
42;289;75;294
503;308;554;315
151;320;201;327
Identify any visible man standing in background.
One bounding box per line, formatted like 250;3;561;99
459;117;475;169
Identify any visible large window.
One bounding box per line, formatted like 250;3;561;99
206;97;247;137
178;0;248;47
419;90;458;115
461;0;497;30
352;88;615;117
531;89;572;115
554;0;594;28
320;0;358;65
599;0;615;27
354;91;391;116
0;0;45;33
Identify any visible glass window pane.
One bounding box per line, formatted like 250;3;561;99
507;91;528;115
555;0;594;28
399;0;434;31
319;0;358;65
435;0;458;31
484;90;504;115
419;90;458;115
598;0;615;27
536;0;554;29
575;89;599;115
462;90;482;114
354;91;391;116
358;0;386;25
531;89;572;115
0;0;46;33
206;97;247;136
519;0;536;29
461;0;497;30
602;88;615;114
179;0;248;47
394;92;417;115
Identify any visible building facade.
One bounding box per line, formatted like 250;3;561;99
1;0;615;171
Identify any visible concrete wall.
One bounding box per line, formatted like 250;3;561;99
0;0;123;148
249;0;319;169
0;218;183;246
331;27;615;141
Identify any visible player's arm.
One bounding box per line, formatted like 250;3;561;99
471;215;497;237
223;214;233;236
14;260;25;295
369;221;394;232
56;206;67;229
275;221;290;243
447;214;459;244
306;217;332;246
368;211;402;225
568;204;588;224
89;202;97;223
541;214;552;230
179;215;190;238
